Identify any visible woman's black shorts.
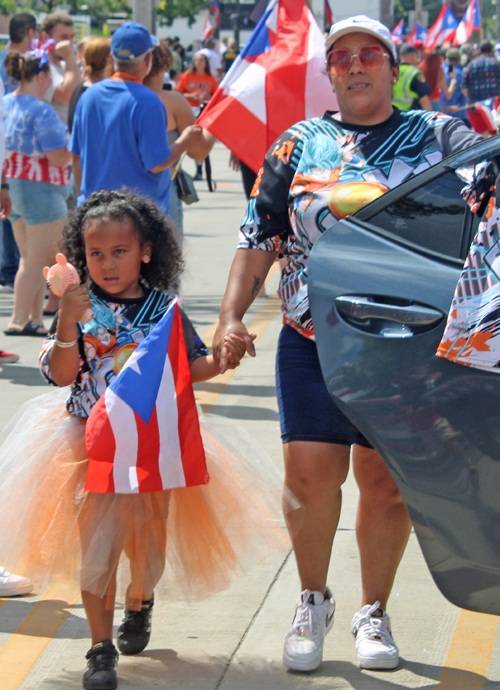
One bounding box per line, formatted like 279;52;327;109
275;325;372;448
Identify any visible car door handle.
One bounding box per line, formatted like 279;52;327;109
335;296;444;328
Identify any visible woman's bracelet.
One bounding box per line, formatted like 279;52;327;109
54;337;78;349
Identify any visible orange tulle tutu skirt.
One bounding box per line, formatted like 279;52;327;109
0;389;290;607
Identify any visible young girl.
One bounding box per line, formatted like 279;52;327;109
0;190;289;690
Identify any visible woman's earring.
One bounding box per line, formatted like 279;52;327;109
142;255;151;264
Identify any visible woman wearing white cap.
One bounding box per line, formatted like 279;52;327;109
213;15;480;673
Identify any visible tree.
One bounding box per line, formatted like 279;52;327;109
13;0;61;13
84;0;131;26
0;0;19;16
157;0;209;26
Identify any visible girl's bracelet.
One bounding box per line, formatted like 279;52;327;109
54;337;78;349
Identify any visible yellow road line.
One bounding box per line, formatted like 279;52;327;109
437;609;499;689
1;580;81;690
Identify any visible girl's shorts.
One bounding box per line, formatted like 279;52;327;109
276;325;372;448
9;179;70;226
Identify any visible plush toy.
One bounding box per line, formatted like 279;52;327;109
43;253;93;324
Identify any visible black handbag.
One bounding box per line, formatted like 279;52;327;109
173;154;199;205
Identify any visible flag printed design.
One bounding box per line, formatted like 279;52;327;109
202;0;220;40
453;0;481;46
197;0;337;174
425;5;459;50
405;23;428;45
85;299;208;494
324;0;333;27
391;19;404;45
5;151;70;185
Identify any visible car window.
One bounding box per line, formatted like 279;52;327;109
362;171;478;260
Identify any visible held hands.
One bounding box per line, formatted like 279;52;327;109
214;319;257;374
220;333;256;371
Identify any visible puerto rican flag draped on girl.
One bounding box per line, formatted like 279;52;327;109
405;23;428;45
85;299;208;494
197;0;337;174
424;5;459;50
453;0;481;46
391;19;404;44
202;1;220;40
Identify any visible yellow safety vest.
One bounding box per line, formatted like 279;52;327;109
392;64;421;111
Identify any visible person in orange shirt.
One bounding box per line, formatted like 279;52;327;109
176;52;217;109
176;52;217;179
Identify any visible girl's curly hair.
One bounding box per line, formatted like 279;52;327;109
62;189;183;291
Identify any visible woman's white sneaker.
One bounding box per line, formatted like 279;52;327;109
351;601;399;669
0;566;33;597
283;588;335;672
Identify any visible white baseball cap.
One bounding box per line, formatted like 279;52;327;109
326;15;397;62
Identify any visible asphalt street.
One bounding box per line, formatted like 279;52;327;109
0;142;499;689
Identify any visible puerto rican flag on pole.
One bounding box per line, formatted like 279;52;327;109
391;19;404;45
85;299;208;494
453;0;481;46
405;23;428;44
324;0;334;27
197;0;337;174
202;1;220;40
425;5;459;50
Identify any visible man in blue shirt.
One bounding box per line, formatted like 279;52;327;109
69;21;201;214
463;39;500;104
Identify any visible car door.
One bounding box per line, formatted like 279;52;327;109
309;135;500;615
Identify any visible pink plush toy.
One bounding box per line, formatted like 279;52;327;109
43;253;93;324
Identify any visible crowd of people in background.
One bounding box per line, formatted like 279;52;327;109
392;35;500;125
1;8;500;689
1;13;500;328
0;11;238;358
1;12;500;331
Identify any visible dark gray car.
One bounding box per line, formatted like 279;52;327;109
309;134;500;615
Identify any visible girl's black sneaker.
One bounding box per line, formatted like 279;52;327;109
117;599;154;655
83;640;118;690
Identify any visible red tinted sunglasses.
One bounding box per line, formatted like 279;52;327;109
326;44;390;76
